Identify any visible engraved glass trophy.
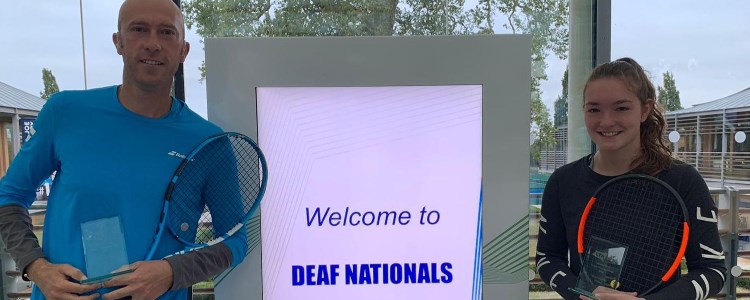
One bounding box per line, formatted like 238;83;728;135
80;216;134;284
569;236;628;300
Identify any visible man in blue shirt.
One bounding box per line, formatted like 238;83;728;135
0;0;246;299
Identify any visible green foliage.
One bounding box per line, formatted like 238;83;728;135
528;263;553;292
196;226;215;243
395;0;472;36
468;0;569;92
657;71;683;112
530;92;556;165
40;68;60;100
264;0;400;37
738;277;750;289
183;0;404;79
193;279;214;289
183;0;568;80
183;0;477;38
553;68;568;127
183;0;568;145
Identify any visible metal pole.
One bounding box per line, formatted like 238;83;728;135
174;3;190;300
173;0;186;102
674;114;678;153
79;0;88;89
722;109;727;186
727;186;739;300
590;0;611;155
568;0;601;162
696;115;701;168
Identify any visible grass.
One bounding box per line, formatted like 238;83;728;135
194;280;214;289
34;230;42;246
192;280;215;300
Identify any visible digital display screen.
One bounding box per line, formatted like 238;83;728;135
257;85;483;299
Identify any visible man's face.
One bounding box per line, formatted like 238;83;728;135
113;0;189;90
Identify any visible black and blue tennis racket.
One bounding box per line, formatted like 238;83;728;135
145;132;267;260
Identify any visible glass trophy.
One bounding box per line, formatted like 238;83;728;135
569;236;628;300
80;216;134;284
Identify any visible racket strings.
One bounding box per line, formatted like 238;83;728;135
583;178;685;293
168;135;264;245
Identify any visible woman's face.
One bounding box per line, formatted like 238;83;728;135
584;77;652;155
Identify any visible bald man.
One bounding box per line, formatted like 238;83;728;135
0;0;246;299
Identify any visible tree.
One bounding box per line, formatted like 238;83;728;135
530;92;556;166
183;0;568;83
183;0;475;79
467;0;569;92
657;71;682;112
466;0;567;157
553;68;568;127
40;68;60;100
183;0;567;150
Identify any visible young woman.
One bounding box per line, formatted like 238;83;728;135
535;58;726;300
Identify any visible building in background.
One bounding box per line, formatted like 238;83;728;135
541;86;750;186
0;81;44;177
0;81;44;298
667;87;750;186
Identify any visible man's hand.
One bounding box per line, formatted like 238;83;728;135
25;258;100;300
101;260;173;300
580;286;644;300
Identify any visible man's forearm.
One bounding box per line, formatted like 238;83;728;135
0;205;45;280
163;242;233;289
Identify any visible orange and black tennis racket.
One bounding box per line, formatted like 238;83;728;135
576;174;689;296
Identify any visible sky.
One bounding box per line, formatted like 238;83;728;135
0;0;748;119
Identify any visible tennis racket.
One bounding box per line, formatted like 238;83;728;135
575;174;689;296
145;132;268;260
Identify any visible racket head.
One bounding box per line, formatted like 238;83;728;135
147;132;267;260
576;174;689;295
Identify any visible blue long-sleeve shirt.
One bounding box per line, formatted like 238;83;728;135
0;85;247;299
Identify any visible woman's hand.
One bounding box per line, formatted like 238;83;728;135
580;286;644;300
